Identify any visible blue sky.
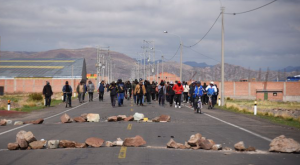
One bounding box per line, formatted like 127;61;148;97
0;0;299;70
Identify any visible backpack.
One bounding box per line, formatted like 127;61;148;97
159;86;164;95
110;87;117;96
118;84;125;93
207;87;214;95
65;85;71;93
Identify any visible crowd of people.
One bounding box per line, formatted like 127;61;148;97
42;78;219;112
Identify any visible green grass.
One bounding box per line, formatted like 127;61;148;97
219;105;300;129
12;99;62;112
1;95;21;103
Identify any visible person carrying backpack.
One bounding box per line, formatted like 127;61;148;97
158;80;166;106
117;79;126;107
134;80;146;106
43;81;53;107
108;81;118;107
166;81;175;107
62;81;73;107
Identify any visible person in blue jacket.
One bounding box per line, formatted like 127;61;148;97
98;80;105;101
193;81;204;112
117;79;126;107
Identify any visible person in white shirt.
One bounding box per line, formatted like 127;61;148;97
183;82;190;103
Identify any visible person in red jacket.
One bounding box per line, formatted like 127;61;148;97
172;81;184;108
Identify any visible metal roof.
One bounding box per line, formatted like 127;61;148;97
0;58;86;78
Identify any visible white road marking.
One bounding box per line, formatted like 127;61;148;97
0;97;98;136
183;104;272;142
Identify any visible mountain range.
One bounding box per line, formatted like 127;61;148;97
0;48;298;81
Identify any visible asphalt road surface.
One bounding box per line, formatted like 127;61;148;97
0;93;299;165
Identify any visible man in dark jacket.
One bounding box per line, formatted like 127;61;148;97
117;79;126;107
189;82;196;107
166;81;175;107
43;81;53;107
62;81;72;107
98;80;105;101
145;80;152;104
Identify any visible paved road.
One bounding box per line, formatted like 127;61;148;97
0;93;299;165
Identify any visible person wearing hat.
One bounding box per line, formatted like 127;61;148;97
98;80;105;101
193;81;204;112
62;81;73;107
206;81;217;108
117;79;126;107
43;81;53;107
108;81;118;107
172;81;184;108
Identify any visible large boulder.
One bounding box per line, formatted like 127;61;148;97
152;117;160;122
158;115;171;122
107;116;118;122
87;113;100;122
14;121;24;126
269;135;300;153
59;140;76;148
81;113;88;121
60;113;72;123
200;139;213;150
123;135;146;147
29;140;47;149
85;137;104;147
212;144;222;150
16;130;28;149
188;133;202;146
117;115;127;121
32;119;44;124
234;141;246;151
133;113;144;121
0;119;7;126
167;139;179;149
24;131;37;143
7;143;19;150
75;143;87;148
73;116;86;123
124;116;134;121
48;140;60;149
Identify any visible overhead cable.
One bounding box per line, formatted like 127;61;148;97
224;0;277;15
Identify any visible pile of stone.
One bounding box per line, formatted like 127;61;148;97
107;115;134;122
269;135;300;153
1;119;44;126
106;113;171;123
8;131;146;150
60;113;100;123
166;133;221;150
106;136;146;147
7;130;46;150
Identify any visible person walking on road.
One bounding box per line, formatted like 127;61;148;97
183;82;190;103
76;81;85;103
166;81;175;107
108;81;118;107
189;82;196;107
134;80;146;106
158;80;166;106
87;80;95;102
151;81;156;101
117;79;126;107
173;81;184;108
62;81;72;107
132;79;138;104
206;81;218;108
43;81;53;107
145;80;152;104
98;80;105;101
202;82;208;105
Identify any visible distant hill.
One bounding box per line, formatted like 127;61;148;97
281;66;300;72
184;61;212;68
1;48;298;81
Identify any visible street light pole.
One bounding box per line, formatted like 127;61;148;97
164;31;183;82
221;7;225;106
162;55;164;81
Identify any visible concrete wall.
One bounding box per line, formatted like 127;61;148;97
1;78;299;102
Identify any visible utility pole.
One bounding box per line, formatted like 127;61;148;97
221;6;225;106
162;55;164;81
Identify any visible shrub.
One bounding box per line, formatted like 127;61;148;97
29;93;43;101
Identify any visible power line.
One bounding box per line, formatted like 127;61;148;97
224;0;277;15
183;13;221;48
164;44;181;61
186;47;220;63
